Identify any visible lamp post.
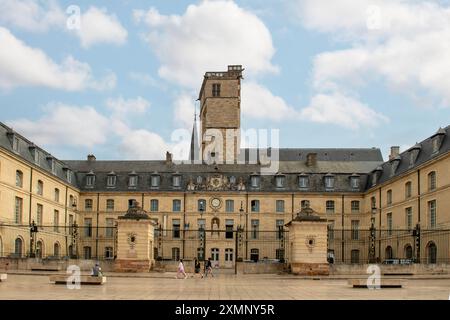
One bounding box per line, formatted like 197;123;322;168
369;207;377;263
29;220;38;258
199;202;205;261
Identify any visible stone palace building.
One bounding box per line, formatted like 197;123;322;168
0;65;449;269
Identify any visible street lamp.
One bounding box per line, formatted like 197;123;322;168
369;207;377;263
29;220;38;258
199;201;205;261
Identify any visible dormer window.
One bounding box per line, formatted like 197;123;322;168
29;145;39;164
324;174;335;190
350;174;360;189
47;156;56;175
250;173;260;188
298;174;309;189
13;136;19;152
372;166;382;186
151;172;160;188
275;173;285;188
390;156;400;177
172;173;181;188
86;171;95;188
128;172;138;188
229;176;236;184
431;127;446;154
65;169;72;183
196;176;203;184
107;172;116;188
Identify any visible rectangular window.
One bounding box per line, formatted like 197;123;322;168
172;199;181;212
326;200;335;214
405;182;412;198
13;137;19;152
84;218;92;237
387;190;392;205
428;200;437;229
212;83;221;97
129;175;138;187
54;188;60;202
251;176;260;188
107;175;116;187
298;176;309;188
197;219;206;238
172;219;181;238
151;175;160;188
66;170;72;183
106;218;114;238
275;176;285;188
36;204;43;228
85;199;93;211
105;247;114;259
351;201;360;213
428;172;436;191
251;200;260;212
106;199;114;211
225;219;234;239
86;175;95;187
173;175;181;188
251;219;259;239
351;220;359;240
53;210;59;232
351;250;360;264
69;214;74;235
83;246;91;259
276;200;285;213
37;180;43;196
276;220;284;239
325;176;335;189
350;177;360;189
15;197;23;224
405;207;413;230
387;212;392;236
225;200;234;212
150;199;159;212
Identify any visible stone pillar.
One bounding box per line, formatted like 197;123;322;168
286;206;329;276
115;202;157;272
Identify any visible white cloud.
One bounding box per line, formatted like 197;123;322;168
128;72;158;87
76;7;128;48
7;104;110;148
0;27;115;91
106;96;150;116
0;0;65;32
295;0;450;107
134;0;277;88
300;91;389;130
241;82;299;121
118;129;172;160
173;93;196;129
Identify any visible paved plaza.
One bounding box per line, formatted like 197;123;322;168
0;273;449;300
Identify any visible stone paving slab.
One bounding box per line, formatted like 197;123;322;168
0;274;449;300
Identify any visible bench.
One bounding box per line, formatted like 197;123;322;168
0;274;7;282
348;279;404;288
49;275;106;285
31;265;62;271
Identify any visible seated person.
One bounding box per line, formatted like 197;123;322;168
92;263;103;277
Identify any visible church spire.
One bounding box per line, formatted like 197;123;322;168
189;105;200;162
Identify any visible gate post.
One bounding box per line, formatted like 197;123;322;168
285;206;329;275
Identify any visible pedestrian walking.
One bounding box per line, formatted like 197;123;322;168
194;258;203;278
176;259;188;279
204;258;214;278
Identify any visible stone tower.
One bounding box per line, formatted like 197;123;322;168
198;65;243;163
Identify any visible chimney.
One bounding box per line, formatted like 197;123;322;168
166;151;173;164
306;153;317;167
87;154;96;161
389;146;400;161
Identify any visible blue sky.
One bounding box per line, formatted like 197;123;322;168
1;0;449;161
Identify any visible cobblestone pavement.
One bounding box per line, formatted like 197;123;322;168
0;273;449;300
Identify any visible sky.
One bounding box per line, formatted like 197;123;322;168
0;0;449;161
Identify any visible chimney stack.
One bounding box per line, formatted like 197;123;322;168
166;151;173;164
389;146;400;161
306;153;317;167
87;154;96;161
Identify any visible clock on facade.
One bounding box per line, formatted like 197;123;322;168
209;197;222;210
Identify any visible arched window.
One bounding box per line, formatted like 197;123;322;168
198;199;206;212
385;246;393;260
404;244;413;260
14;237;23;257
427;241;437;264
428;171;436;191
386;190;392;205
54;242;60;257
37;180;43;196
36;240;43;258
16;170;23;187
405;181;412;198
